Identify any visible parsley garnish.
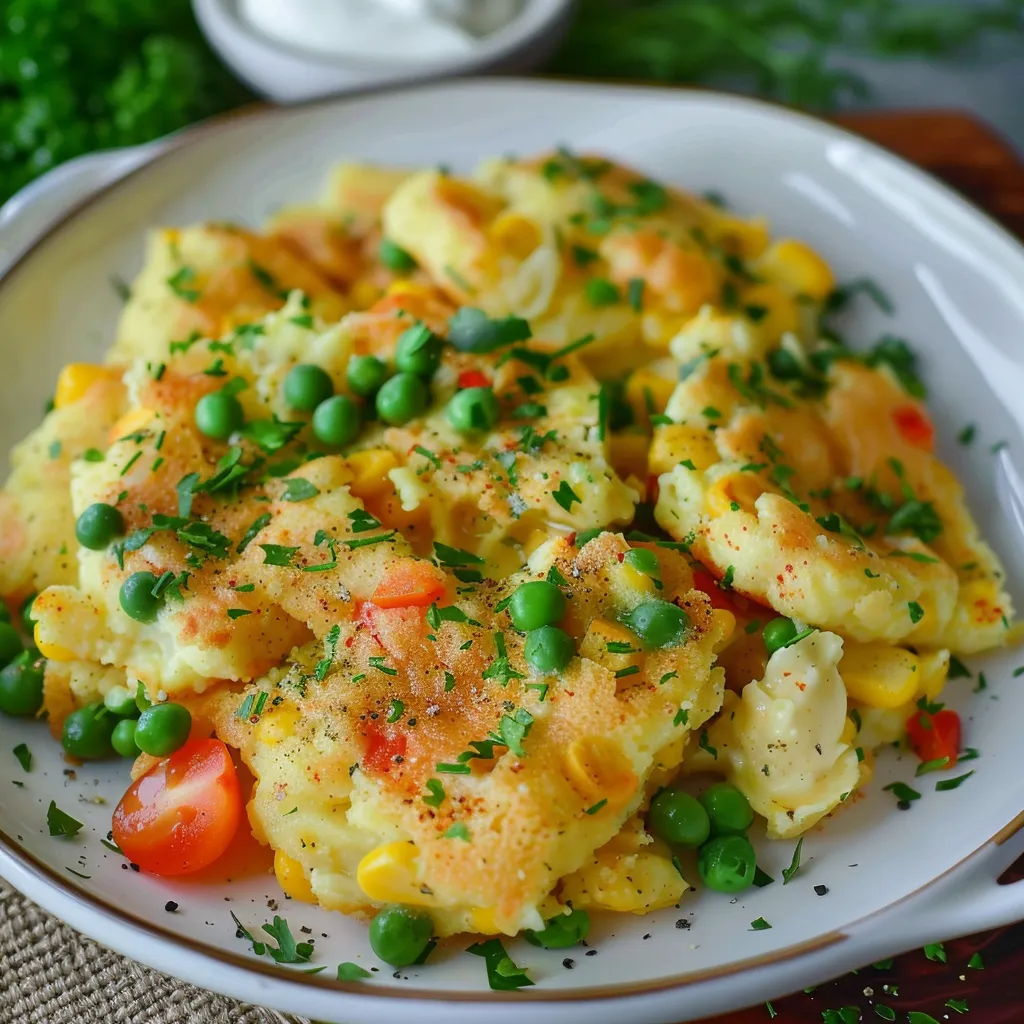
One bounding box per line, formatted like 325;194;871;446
552;480;581;512
781;837;804;885
423;779;445;809
935;771;974;791
13;744;31;771
883;781;921;804
466;939;534;991
167;266;200;302
698;730;717;759
244;416;304;454
47;801;83;837
907;601;925;624
315;624;341;682
448;307;531;353
750;917;772;931
336;963;371;981
282;478;320;502
444;822;470;841
481;633;525;687
585;799;608;815
259;544;299;567
237;513;271;553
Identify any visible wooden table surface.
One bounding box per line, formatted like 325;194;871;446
697;109;1024;1024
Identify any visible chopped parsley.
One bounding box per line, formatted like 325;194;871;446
907;601;925;624
552;480;581;512
958;423;976;445
259;544;299;567
585;799;608;815
448;307;531;354
281;478;320;502
923;942;946;963
444;822;470;841
423;779;445;809
749;917;772;931
227;608;251;619
698;730;717;759
13;744;31;772
237;513;272;553
466;938;534;991
336;963;372;982
882;781;921;804
47;801;83;837
935;770;974;791
315;625;341;682
166;265;200;302
781;837;803;884
627;277;645;312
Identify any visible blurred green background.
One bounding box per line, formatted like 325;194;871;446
2;0;1024;207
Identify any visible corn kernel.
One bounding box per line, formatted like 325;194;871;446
54;364;118;409
255;708;301;746
489;213;541;259
274;849;316;904
738;282;801;339
607;432;649;482
840;716;858;745
350;278;381;309
564;736;637;804
706;473;763;517
386;280;432;300
356;840;433;906
346;448;398;500
625;369;676;424
840;642;919;709
611;559;658;599
33;623;77;663
470;907;501;935
707;212;770;260
108;407;156;446
917;650;950;701
649;425;719;475
756;239;835;301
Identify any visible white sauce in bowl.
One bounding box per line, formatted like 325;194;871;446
238;0;524;62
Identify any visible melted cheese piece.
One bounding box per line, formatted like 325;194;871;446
697;630;860;838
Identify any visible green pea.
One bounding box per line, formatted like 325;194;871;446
508;580;566;631
762;616;798;655
103;685;140;719
524;908;590;949
283;364;334;412
312;395;361;447
0;652;45;717
195;391;244;440
648;788;711;849
375;372;428;426
62;703;116;760
621;599;687;649
699;781;754;836
395;324;443;379
75;502;125;550
624;547;661;579
21;593;37;634
524;625;575;674
368;905;433;967
134;702;192;757
119;571;164;624
768;349;802;380
347;355;389;398
0;622;22;666
379;239;417;273
111;718;142;758
447;387;500;434
697;834;757;893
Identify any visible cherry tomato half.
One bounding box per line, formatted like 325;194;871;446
906;707;960;768
112;738;242;876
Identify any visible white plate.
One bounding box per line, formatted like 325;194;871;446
1;80;1023;1024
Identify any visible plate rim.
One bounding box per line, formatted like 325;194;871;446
2;75;1024;1013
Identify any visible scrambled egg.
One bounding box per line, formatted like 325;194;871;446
1;150;1015;940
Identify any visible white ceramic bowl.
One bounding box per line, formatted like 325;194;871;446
193;0;576;102
1;80;1023;1024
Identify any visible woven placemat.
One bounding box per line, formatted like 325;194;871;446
0;883;307;1024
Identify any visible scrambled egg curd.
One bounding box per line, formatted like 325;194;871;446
0;150;1014;969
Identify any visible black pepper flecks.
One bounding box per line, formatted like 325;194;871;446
562;958;575;969
585;949;597;956
814;884;829;896
164;900;178;912
130;862;140;872
675;919;691;930
642;933;651;940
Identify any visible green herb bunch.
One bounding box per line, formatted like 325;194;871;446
0;0;253;205
550;0;1024;109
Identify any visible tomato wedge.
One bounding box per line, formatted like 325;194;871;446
112;738;242;876
892;404;934;450
906;707;961;768
458;369;491;390
362;723;407;775
371;557;447;609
